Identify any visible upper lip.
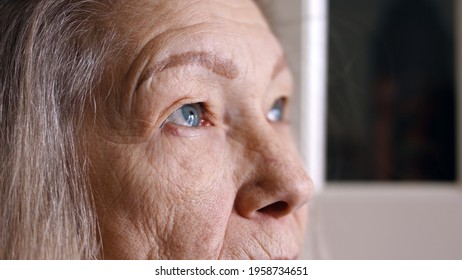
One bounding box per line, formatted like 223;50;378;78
273;254;299;260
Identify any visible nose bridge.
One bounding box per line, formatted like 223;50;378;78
257;127;312;203
234;123;313;218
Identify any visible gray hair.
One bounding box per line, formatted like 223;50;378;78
0;0;277;259
0;0;116;259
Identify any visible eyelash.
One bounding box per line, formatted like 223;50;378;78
163;97;288;130
162;102;211;128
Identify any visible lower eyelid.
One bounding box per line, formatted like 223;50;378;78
162;122;211;137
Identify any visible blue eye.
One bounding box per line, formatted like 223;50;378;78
166;103;205;127
267;98;285;122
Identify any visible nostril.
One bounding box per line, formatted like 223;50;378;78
257;201;289;218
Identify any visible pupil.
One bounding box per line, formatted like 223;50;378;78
273;100;283;120
182;106;199;126
271;106;281;120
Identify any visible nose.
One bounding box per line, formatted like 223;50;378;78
234;128;313;219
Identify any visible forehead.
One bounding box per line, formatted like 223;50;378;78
104;0;284;86
96;0;283;104
110;0;270;42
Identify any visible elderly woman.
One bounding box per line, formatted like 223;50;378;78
0;0;313;259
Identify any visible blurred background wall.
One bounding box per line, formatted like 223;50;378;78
264;0;462;259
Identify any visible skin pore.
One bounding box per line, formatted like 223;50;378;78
86;0;313;259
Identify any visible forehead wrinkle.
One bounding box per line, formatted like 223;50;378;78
137;51;239;89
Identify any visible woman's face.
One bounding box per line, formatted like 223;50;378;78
88;0;313;259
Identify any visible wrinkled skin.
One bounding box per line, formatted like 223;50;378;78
87;0;313;259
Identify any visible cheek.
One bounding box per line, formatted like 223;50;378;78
106;129;236;259
150;131;236;258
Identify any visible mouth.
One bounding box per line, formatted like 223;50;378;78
248;250;299;260
273;254;299;260
219;212;306;260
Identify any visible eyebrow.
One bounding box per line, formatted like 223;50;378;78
136;51;288;89
137;51;239;89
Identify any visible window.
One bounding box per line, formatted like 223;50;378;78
326;0;456;181
299;0;462;259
